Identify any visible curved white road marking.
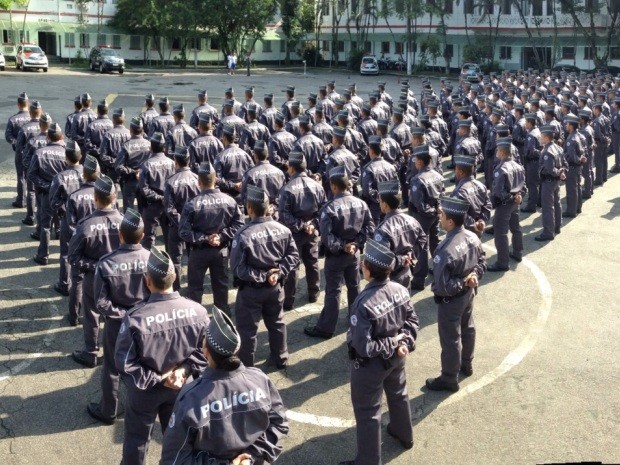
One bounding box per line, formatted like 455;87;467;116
0;300;60;383
286;246;553;426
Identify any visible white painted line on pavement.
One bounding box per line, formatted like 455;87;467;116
286;410;356;428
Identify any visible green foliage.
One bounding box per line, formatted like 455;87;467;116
348;48;366;70
463;34;493;65
0;0;29;10
302;44;323;66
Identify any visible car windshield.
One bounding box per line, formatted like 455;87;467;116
23;46;43;54
100;49;118;56
362;58;375;64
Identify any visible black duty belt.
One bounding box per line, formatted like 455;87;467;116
540;175;560;181
434;287;471;304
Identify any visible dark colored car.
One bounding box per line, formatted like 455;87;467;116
89;46;125;74
551;64;581;74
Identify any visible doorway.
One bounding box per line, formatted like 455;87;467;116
38;32;57;56
521;47;552;71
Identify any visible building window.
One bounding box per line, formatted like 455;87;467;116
464;0;474;14
546;0;554;15
170;37;181;50
189;38;202;50
381;41;390;53
584;46;596;60
338;0;346;13
112;34;121;49
209;38;219;50
351;41;357;51
395;42;403;55
445;0;453;14
151;36;160;51
444;44;453;59
65;32;75;48
532;0;543;16
501;0;511;14
19;30;29;44
262;40;272;53
322;40;330;52
482;2;493;14
97;34;106;46
562;47;575;60
130;35;141;50
610;47;620;60
364;41;371;53
79;33;90;48
3;30;15;43
280;40;286;53
322;0;329;15
351;0;358;13
500;46;512;60
584;0;599;13
338;40;345;53
363;0;372;14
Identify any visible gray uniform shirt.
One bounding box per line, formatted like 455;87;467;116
319;192;374;255
139;152;176;203
278;171;327;233
164;168;200;227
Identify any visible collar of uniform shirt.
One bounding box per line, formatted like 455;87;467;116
147;291;180;301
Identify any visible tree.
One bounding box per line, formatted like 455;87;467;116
380;0;425;74
472;0;503;69
281;0;315;64
556;0;620;67
202;0;277;57
0;0;29;45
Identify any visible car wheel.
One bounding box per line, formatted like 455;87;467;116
22;65;27;72
0;66;4;71
119;69;124;75
43;67;48;73
89;61;93;71
99;63;104;74
16;62;20;70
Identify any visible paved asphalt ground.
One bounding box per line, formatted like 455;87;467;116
0;67;618;465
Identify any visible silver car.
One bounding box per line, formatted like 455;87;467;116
360;56;379;75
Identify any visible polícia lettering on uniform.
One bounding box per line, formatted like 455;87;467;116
78;194;94;201
371;289;410;314
454;236;477;254
90;222;120;232
333;200;364;213
251;227;285;241
196;198;226;207
111;260;146;273
145;307;198;326
200;388;268;418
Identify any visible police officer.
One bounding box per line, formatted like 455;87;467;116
292;114;325;176
15;100;43;226
374;180;427;289
189;90;219;129
285;101;302;139
238;86;263;121
140;94;159;135
408;147;444;290
361;135;398;225
5;92;30;208
100;108;131;184
115;117;151;212
451;155;492;237
240;140;285;213
239;102;270;153
164;147;200;290
592;101;611;186
215;124;254;203
70;93;97;152
49;140;84;296
150;97;175;140
281;85;297;121
610;98;620;174
578;109;596;200
188;114;223;173
88;209;150;425
535;126;566;241
268;111;297;172
140;132;176;250
179;162;244;314
323;126;361;195
488;139;526;272
69;174;123;367
221;88;243;117
305;166;374;340
115;247;209;465
279;152;327;310
339;239;419;465
563;114;587;218
426;196;486;392
312;103;334;146
28;123;67;265
84;100;113;160
65;155;100;326
160;306;289;465
167;104;197;155
521;114;542;213
259;93;278;134
65;96;82;139
230;185;300;368
216;99;247;141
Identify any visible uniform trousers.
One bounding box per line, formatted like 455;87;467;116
166;224;184;291
492;202;523;267
81;271;101;364
316;252;360;335
99;318;123;419
14;149;25;205
437;289;476;384
541;179;562;237
411;213;439;286
350;356;413;465
565;166;582;215
582;151;594;196
141;201;169;250
390;266;412;289
69;267;84;324
121;381;177;465
368;201;382;227
36;191;53;258
186;246;230;314
524;159;540;210
594;143;608;183
235;284;288;368
284;232;320;308
121;178;139;212
58;219;73;291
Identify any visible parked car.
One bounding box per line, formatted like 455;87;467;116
89;45;125;74
460;62;481;77
16;44;48;72
551;64;581;74
360;56;379;75
0;51;5;71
